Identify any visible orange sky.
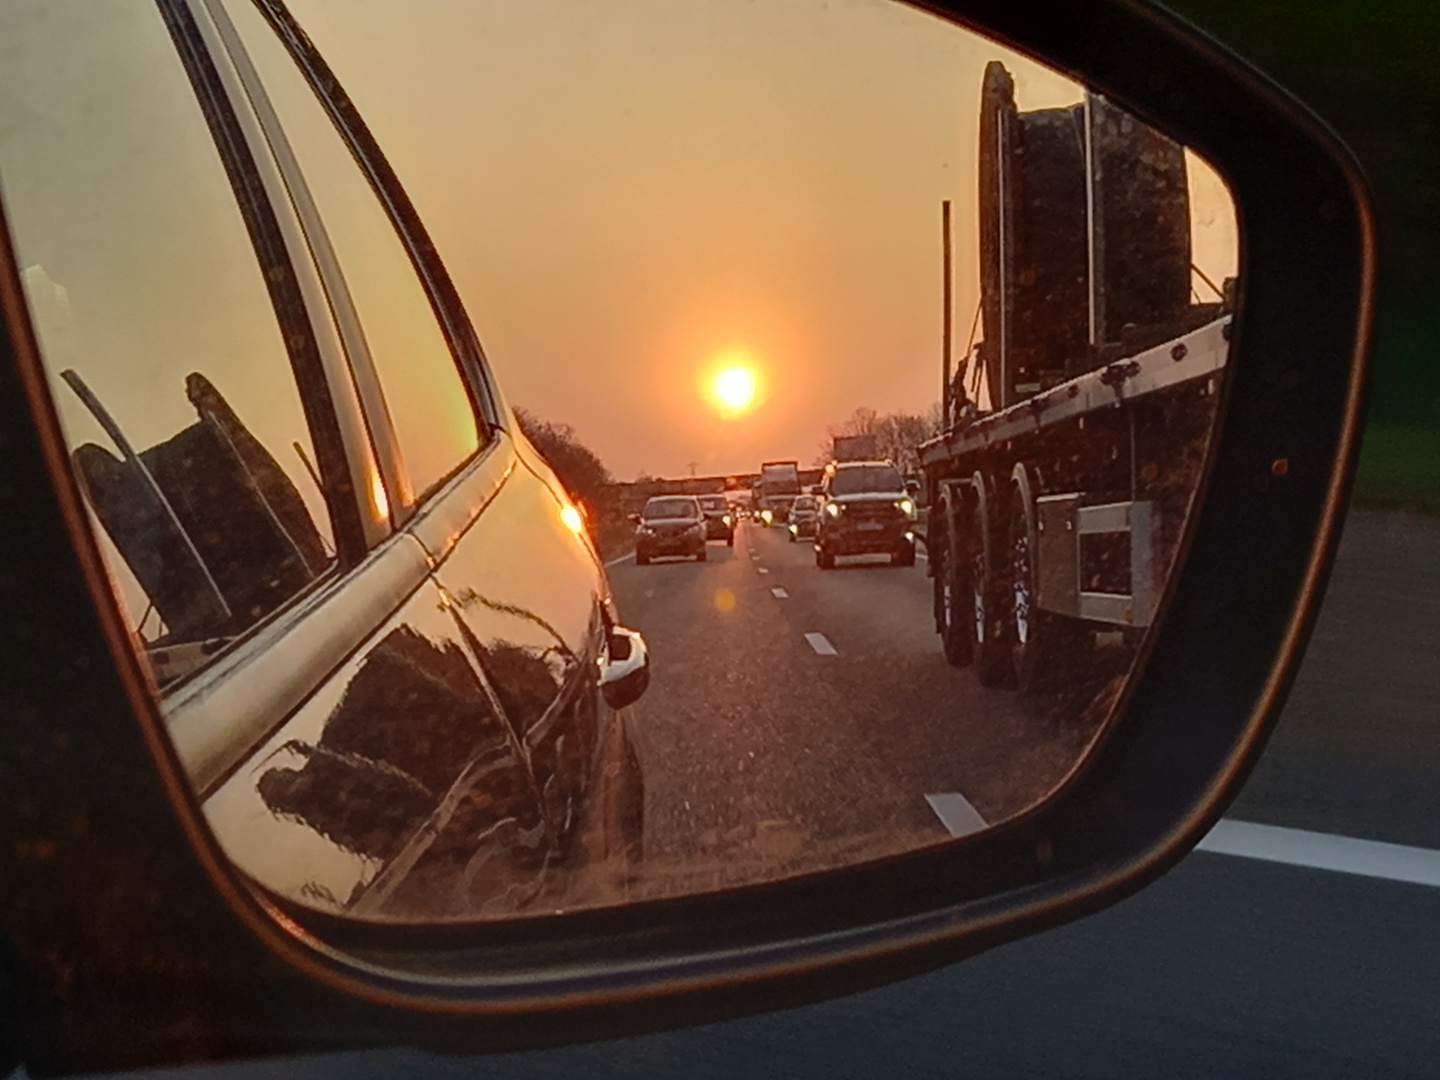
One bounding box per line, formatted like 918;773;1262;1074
286;0;1236;480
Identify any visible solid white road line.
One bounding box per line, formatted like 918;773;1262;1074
804;632;837;656
925;792;988;838
604;551;633;568
771;588;789;599
1199;819;1440;889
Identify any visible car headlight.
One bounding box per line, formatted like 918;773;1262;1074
637;524;654;535
824;501;841;518
723;514;732;526
897;497;916;518
761;509;773;524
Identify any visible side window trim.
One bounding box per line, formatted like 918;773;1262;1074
251;0;505;435
199;0;418;527
160;0;372;563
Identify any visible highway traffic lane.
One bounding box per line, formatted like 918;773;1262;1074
1230;507;1440;850
607;521;1107;899
744;523;1112;825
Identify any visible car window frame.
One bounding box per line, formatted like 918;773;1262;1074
217;0;509;516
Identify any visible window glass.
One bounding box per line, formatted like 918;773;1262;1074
225;0;481;502
0;0;336;688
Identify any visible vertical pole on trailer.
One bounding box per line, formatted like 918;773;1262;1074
942;199;953;429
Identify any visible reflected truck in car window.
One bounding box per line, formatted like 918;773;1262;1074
0;0;650;923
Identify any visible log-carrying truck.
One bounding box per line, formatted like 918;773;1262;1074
922;61;1234;691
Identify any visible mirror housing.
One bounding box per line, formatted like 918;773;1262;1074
0;0;1371;1071
600;626;650;710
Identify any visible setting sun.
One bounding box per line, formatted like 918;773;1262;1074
711;364;758;415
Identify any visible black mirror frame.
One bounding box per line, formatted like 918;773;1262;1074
0;0;1371;1072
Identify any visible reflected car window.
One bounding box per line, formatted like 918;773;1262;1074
224;0;481;504
0;0;336;690
828;465;905;496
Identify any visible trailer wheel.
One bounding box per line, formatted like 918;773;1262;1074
1007;463;1076;692
935;485;972;667
969;471;1013;687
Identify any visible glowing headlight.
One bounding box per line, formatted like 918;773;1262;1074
824;501;841;518
761;509;773;524
723;514;732;526
897;497;915;517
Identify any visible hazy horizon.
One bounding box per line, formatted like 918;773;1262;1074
287;0;1236;481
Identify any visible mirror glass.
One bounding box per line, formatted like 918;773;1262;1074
0;0;1235;921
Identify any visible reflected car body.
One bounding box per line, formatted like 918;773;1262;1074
815;461;918;568
0;0;648;924
635;495;708;563
788;494;820;540
697;494;735;544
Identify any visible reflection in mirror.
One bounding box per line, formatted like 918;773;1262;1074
0;0;1235;923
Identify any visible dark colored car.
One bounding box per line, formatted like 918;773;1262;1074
788;494;820;540
814;461;917;568
634;495;708;563
697;494;735;545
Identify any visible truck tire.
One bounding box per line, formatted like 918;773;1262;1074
816;546;835;569
1007;463;1076;692
969;470;1013;687
935;485;973;667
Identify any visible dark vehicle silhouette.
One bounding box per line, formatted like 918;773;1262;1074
815;461;918;568
633;495;708;564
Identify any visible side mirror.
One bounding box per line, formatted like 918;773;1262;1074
0;0;1370;1070
600;626;650;710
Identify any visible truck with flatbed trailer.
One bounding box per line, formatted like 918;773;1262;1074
922;61;1233;692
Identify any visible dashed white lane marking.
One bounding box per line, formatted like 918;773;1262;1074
604;551;634;568
804;632;837;656
1198;819;1440;889
771;587;789;599
925;792;988;838
758;567;770;574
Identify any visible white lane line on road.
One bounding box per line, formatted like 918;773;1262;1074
1199;819;1440;889
804;632;837;656
925;792;988;838
771;587;789;598
604;551;633;568
758;567;770;574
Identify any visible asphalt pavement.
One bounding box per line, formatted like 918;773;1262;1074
604;520;1105;899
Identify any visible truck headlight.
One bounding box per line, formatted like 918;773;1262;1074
898;497;916;518
825;502;841;518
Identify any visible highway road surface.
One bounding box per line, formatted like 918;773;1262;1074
604;518;1109;898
